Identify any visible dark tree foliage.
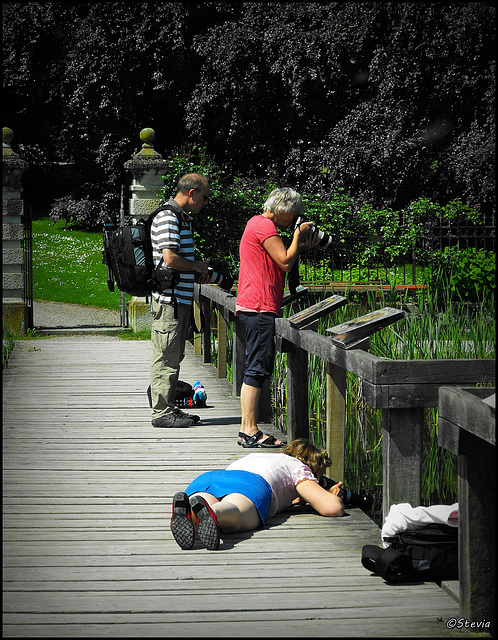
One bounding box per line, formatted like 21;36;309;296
2;1;495;225
3;2;203;217
187;2;495;213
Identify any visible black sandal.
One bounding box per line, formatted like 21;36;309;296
237;430;286;448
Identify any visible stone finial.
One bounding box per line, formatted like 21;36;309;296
3;127;16;157
136;127;160;157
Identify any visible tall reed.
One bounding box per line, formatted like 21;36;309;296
212;280;494;514
270;282;495;509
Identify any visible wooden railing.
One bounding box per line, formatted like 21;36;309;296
193;283;495;626
438;387;495;627
194;283;494;507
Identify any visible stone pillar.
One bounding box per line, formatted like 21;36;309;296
124;128;170;223
124;128;169;331
3;127;29;334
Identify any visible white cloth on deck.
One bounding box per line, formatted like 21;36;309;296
381;503;458;548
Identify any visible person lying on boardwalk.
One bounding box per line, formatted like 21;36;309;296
170;438;344;550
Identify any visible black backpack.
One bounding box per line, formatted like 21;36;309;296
103;204;182;297
361;523;458;583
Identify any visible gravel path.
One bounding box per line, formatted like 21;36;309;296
33;300;122;331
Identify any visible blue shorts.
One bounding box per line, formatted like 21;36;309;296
185;469;272;525
238;312;276;388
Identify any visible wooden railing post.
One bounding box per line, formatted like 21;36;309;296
326;361;346;483
326;339;368;483
287;344;309;441
216;306;227;379
201;295;211;364
438;387;495;628
382;407;424;521
193;301;202;356
232;315;245;397
258;378;271;423
458;439;495;626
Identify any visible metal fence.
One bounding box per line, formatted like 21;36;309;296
302;213;496;286
22;204;34;331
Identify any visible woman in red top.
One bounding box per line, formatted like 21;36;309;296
236;187;319;448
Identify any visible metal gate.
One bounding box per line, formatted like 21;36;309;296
22;203;34;331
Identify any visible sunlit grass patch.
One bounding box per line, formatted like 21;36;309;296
32;218;128;310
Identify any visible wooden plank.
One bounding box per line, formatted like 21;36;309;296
288;294;347;329
328;306;405;349
2;336;471;638
281;285;309;307
438;387;495;446
362;381;494;409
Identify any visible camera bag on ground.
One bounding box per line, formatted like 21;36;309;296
361;523;458;583
103;204;182;297
146;380;194;409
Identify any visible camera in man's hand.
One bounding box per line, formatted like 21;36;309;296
207;267;234;291
321;475;373;512
196;267;234;291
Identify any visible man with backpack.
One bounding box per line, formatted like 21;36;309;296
149;173;211;428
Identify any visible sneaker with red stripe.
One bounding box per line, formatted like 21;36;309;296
190;495;220;550
170;492;195;550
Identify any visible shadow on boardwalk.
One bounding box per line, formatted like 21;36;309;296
3;335;474;637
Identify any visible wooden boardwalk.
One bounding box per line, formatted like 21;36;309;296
3;336;471;637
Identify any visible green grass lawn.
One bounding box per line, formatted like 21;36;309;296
32;217;129;310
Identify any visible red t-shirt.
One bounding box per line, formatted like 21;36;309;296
236;215;285;315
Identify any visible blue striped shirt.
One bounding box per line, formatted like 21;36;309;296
151;199;195;306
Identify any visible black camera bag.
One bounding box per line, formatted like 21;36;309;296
146;380;194;409
361;523;458;583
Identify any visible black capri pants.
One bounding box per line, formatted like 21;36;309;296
238;311;276;388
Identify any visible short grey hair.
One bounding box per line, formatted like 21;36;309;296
177;173;209;194
263;187;304;217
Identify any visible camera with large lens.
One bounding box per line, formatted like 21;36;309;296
296;217;333;251
202;267;234;292
320;475;373;512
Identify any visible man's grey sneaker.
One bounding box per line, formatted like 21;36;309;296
152;413;193;428
174;407;200;423
170;492;195;550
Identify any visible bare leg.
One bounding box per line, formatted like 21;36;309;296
216;494;261;533
239;382;284;445
189;492;260;533
240;382;260;431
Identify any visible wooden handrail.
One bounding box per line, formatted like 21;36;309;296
194;283;495;628
194;283;495;509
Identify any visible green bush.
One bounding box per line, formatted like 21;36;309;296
430;247;496;301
